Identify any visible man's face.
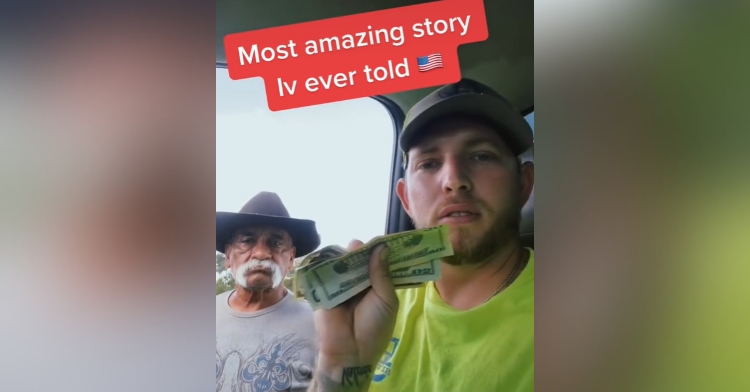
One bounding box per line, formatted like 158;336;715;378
225;226;296;291
396;116;534;265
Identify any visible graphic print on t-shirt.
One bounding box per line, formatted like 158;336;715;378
372;337;401;383
216;333;314;392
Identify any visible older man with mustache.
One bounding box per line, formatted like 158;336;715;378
216;192;321;392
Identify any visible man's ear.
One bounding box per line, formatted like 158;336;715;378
223;246;232;269
396;178;412;217
519;161;534;205
286;247;297;272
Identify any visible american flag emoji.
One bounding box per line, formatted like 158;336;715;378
417;54;443;72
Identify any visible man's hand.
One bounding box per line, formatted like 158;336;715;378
309;241;399;392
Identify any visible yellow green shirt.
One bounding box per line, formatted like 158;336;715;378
369;250;534;392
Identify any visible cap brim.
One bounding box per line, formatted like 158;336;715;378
216;212;320;257
400;94;533;156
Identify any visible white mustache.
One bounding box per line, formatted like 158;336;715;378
244;259;276;273
233;259;283;289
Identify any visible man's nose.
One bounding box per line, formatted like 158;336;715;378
251;241;272;260
441;157;472;194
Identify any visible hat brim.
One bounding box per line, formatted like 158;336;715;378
216;212;320;257
400;93;534;156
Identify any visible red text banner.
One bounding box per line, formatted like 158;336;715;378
224;0;488;111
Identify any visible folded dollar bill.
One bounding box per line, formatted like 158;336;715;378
292;245;348;298
294;225;452;310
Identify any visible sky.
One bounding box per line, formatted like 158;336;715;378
216;68;535;255
526;112;534;132
216;68;395;251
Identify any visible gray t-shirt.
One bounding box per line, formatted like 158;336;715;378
216;290;318;392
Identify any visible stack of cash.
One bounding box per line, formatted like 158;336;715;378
293;225;453;310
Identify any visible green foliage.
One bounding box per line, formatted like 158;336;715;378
216;273;236;295
216;252;227;274
216;252;235;295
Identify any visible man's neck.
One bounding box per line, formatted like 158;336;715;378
228;285;287;313
434;241;528;311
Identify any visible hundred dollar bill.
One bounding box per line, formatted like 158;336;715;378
298;245;348;269
390;259;441;286
295;258;441;304
292;245;348;298
297;261;440;310
297;226;452;309
300;258;443;310
298;225;452;275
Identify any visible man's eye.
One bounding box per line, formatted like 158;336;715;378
417;160;439;170
272;241;283;248
472;152;496;161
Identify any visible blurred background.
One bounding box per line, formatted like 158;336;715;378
0;0;749;391
0;1;217;391
535;2;750;391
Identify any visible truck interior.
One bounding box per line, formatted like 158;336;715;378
216;0;534;252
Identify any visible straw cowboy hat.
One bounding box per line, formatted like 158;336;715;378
216;192;320;257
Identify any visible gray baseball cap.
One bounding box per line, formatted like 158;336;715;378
399;79;533;162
